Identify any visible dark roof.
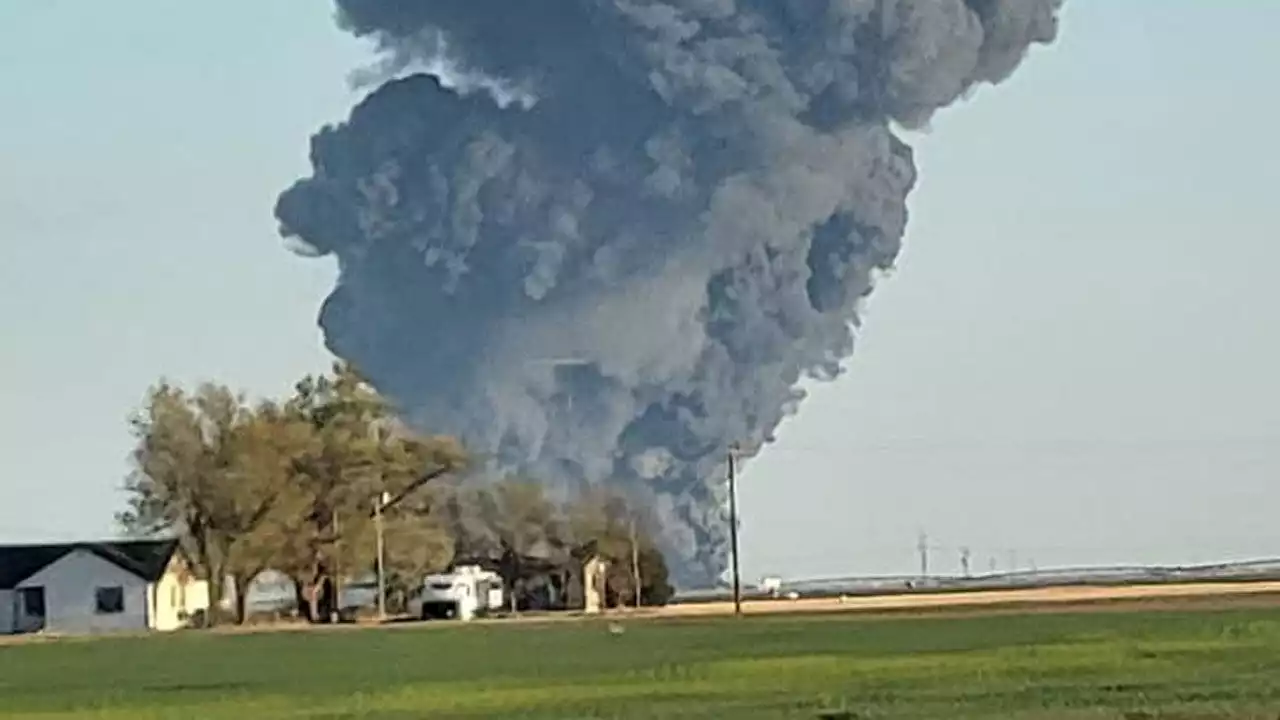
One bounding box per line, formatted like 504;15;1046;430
0;539;180;589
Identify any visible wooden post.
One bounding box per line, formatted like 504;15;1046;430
728;444;742;617
630;516;642;608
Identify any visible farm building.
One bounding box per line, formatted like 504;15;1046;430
0;538;208;636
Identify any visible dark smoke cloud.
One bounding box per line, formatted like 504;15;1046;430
276;0;1063;587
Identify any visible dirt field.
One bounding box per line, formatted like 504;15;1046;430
655;580;1280;618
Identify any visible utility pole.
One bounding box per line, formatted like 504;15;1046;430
375;491;389;621
629;515;642;609
727;442;743;616
917;530;929;579
331;509;342;624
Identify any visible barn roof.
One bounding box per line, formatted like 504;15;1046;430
0;539;180;589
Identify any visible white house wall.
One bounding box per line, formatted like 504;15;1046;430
0;589;13;634
151;569;210;631
17;549;149;635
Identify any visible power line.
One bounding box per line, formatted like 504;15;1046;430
735;434;1280;456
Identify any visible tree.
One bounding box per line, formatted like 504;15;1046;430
438;479;569;611
121;362;468;626
119;383;290;625
367;434;465;609
271;361;467;622
218;400;316;623
434;481;675;612
341;487;456;613
564;489;673;608
121;362;680;625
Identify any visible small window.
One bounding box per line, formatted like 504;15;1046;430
95;586;125;615
19;587;45;618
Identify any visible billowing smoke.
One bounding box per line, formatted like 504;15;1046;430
276;0;1063;587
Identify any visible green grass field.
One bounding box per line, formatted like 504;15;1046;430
2;605;1279;719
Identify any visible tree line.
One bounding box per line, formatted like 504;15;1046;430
119;361;672;625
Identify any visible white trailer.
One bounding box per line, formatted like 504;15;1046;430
413;565;504;622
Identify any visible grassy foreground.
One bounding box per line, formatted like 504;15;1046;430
1;605;1279;719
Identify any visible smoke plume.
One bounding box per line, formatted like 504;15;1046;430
276;0;1064;587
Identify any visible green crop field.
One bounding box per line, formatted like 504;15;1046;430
2;605;1279;719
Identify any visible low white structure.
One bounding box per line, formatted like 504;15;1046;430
410;565;504;622
759;576;784;598
583;555;609;615
0;539;208;636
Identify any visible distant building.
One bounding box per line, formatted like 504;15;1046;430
759;576;783;598
0;539;208;636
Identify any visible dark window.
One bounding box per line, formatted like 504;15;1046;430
19;587;45;617
95;586;124;614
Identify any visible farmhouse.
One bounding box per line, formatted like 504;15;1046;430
0;538;209;636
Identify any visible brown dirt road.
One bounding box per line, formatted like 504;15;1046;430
653;580;1280;619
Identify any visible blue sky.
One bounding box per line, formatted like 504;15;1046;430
2;2;1276;581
